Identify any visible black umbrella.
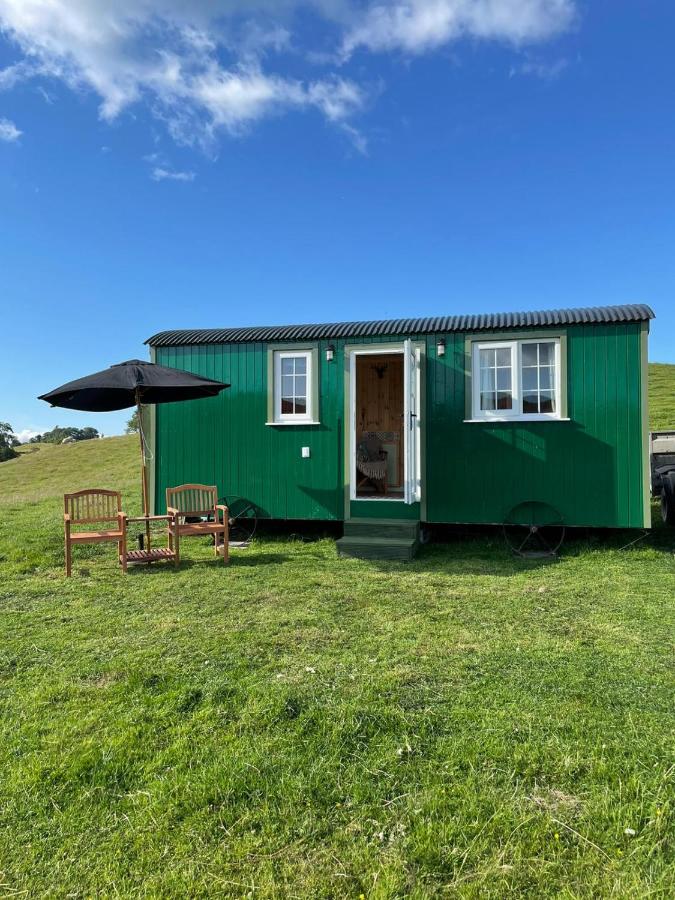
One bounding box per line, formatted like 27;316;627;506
39;359;229;534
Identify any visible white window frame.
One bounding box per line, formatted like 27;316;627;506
472;340;519;420
273;349;314;424
471;338;562;422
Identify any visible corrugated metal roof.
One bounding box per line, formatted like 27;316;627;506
145;303;654;347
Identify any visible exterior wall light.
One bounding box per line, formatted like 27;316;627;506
326;344;335;362
437;337;446;357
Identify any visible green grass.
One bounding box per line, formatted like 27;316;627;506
0;437;674;897
649;363;675;431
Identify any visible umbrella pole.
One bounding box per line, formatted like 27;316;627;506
136;394;151;551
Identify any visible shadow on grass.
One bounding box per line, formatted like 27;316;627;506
124;552;290;575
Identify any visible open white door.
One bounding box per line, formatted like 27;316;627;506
403;339;421;504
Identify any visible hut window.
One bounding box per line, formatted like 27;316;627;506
273;350;315;423
471;338;561;421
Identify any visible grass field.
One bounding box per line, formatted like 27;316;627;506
0;371;673;897
649;362;675;432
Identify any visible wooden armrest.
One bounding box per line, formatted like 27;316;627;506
118;511;128;520
167;506;179;515
215;504;228;521
64;513;71;522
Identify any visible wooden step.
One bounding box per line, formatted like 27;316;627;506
343;518;420;540
336;535;419;561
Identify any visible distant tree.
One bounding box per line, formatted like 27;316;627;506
78;427;100;441
29;433;43;444
0;422;18;462
125;410;140;433
39;425;100;444
39;426;75;444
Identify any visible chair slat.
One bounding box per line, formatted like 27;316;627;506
166;484;218;517
64;488;122;524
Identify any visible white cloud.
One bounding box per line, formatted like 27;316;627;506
15;428;40;443
0;116;21;140
510;56;569;79
0;59;34;89
0;1;576;149
36;84;54;103
342;0;575;56
151;166;195;182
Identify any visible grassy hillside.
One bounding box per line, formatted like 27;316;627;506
649;362;675;431
2;435;139;507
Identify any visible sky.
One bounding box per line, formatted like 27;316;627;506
1;0;673;440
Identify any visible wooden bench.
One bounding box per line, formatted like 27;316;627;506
166;484;229;566
63;489;127;576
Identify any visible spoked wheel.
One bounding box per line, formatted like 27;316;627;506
221;496;258;545
503;501;565;558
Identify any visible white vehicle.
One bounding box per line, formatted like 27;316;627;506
650;431;675;525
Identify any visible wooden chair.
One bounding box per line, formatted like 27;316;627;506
356;434;388;495
63;489;127;577
166;484;229;566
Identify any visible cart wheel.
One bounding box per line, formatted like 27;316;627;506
221;496;258;544
503;501;565;558
661;473;675;526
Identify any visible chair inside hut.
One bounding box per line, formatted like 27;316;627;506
354;353;404;498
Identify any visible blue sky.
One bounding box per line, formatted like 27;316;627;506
1;0;673;439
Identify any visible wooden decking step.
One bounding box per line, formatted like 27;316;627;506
343;518;419;540
337;520;420;560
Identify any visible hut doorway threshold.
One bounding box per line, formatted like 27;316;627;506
347;341;421;506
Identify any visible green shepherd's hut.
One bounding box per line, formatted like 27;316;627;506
145;302;653;558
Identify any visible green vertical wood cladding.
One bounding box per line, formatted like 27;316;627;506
154;321;648;528
425;322;647;528
155;339;345;520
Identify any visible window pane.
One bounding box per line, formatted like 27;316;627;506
496;348;511;367
539;366;554;391
497;392;512;410
521;344;538;366
523;393;539;413
480;392;496;410
480;348;496;368
281;374;294;398
294;356;307;375
518;340;558;416
480;368;495;393
294;375;307;398
281;398;294;414
497;368;511;391
281;358;294;375
294;397;307;415
522;367;538;392
538;342;555;365
540;392;555;413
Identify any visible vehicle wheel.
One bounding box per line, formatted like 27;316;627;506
661;473;675;526
503;500;565;558
221;496;259;544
